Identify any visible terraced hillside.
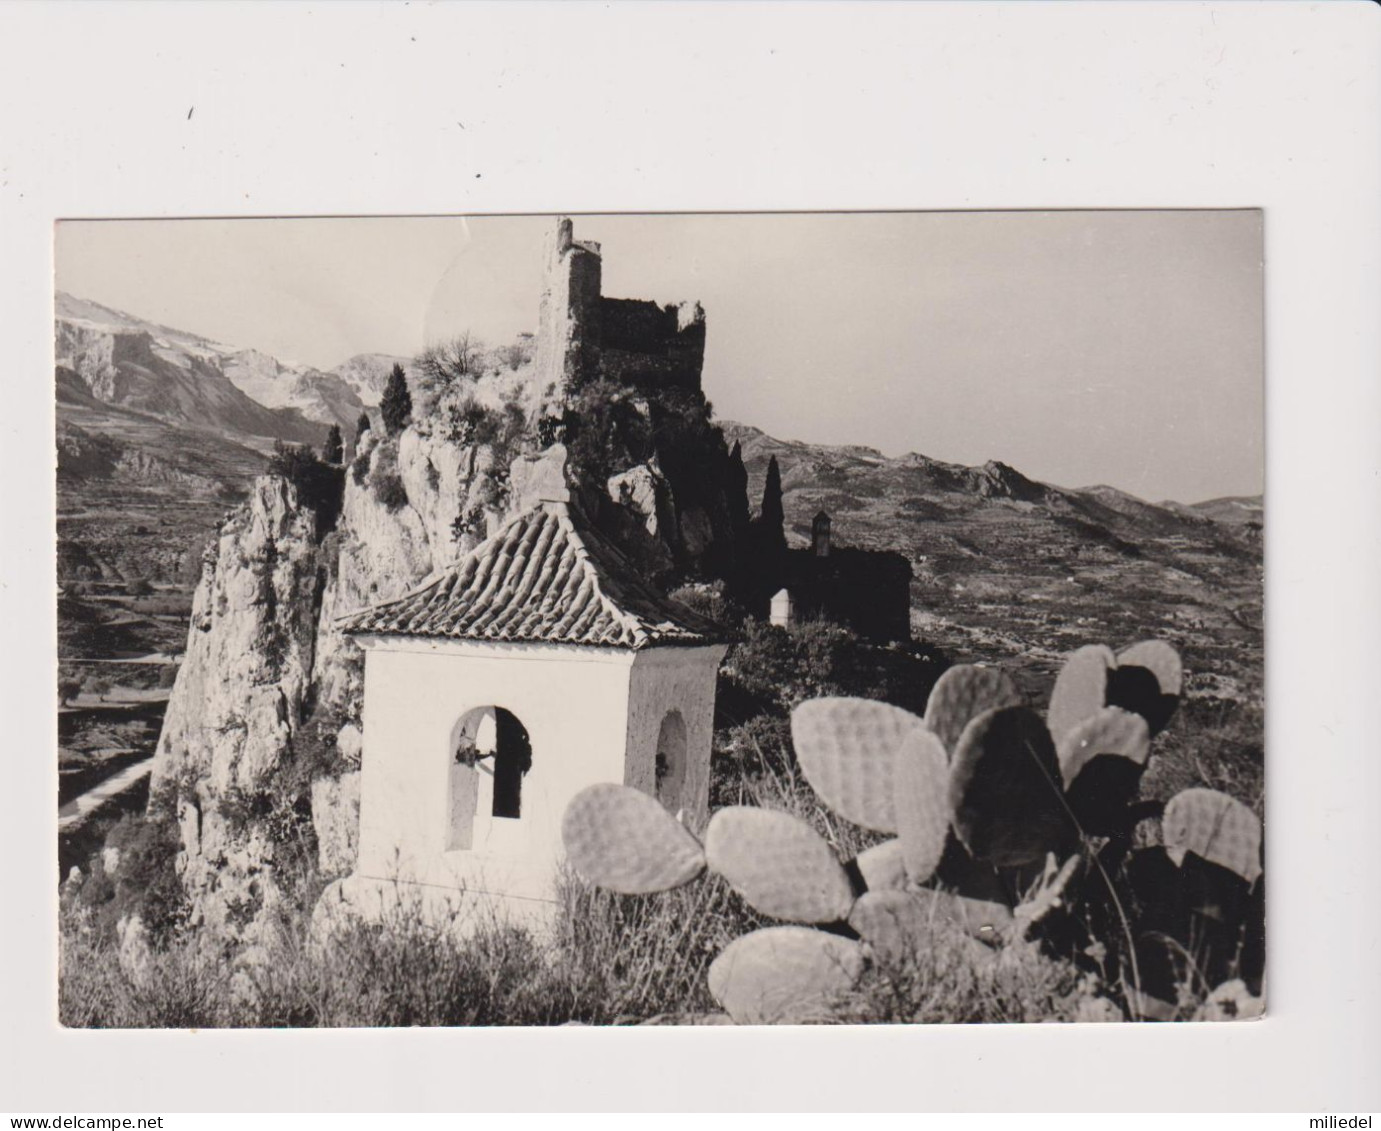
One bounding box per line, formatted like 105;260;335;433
725;423;1263;714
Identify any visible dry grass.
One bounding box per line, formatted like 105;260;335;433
59;866;765;1028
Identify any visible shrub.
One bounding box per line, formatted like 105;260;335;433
350;451;370;487
368;438;409;513
501;341;530;371
125;577;154;597
70;811;189;949
83;675;112;701
374;473;408;513
58;676;82;705
718;618;943;725
668;581;742;628
266;441;345;534
562;379;654;486
444;397;501;448
451;504;487;543
415;333;483;403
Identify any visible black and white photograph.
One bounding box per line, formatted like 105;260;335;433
5;0;1379;1115
55;210;1264;1027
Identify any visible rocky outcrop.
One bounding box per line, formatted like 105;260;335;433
310;772;360;879
150;476;326;939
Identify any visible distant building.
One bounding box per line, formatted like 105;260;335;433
741;457;913;642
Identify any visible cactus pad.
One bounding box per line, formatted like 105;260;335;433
949;706;1072;866
1057;706;1151;786
893;725;951;884
707;926;866;1024
852;838;908;893
1162;788;1262;885
790;697;924;832
1117;640;1184;696
561;783;705;895
704;806;858;923
1109;640;1182;736
1058;707;1151;834
923;664;1022;756
1047;643;1115;744
848;890;935;966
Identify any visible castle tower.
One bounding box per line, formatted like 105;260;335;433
535;217;603;397
812;510;832;557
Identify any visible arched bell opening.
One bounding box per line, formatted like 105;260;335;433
654;708;688;813
448;705;533;850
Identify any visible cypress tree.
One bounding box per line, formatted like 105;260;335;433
760;454;785;543
322;423;344;464
380;363;412;436
726;440;750;535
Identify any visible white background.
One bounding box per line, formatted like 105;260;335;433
1;0;1378;1113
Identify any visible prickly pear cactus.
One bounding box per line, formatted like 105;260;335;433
1162;787;1262;885
789;697;923;833
949;706;1072;866
923;663;1022;756
707;926;866;1024
560;635;1260;1026
562;782;706;895
704;806;857;923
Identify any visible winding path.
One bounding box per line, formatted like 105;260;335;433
58;757;155;831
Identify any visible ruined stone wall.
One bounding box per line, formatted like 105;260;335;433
785;546;914;642
599;298;706;392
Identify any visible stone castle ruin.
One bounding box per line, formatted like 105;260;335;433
533;216;913;642
536;217;707;399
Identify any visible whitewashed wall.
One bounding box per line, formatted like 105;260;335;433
349;635;724;924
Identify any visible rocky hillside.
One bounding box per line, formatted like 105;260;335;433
218;348;366;437
330;353;414;406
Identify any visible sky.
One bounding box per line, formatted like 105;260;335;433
55;211;1262;504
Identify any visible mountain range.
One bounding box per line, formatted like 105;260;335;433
54;294;1261;695
55;292;413;442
